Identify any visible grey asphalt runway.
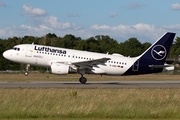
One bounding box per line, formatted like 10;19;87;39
1;81;180;89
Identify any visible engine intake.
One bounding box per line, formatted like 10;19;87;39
51;63;69;75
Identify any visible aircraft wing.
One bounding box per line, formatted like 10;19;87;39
71;57;111;69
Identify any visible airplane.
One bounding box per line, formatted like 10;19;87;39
3;32;175;84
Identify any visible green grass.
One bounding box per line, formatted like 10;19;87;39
1;118;179;120
0;88;180;119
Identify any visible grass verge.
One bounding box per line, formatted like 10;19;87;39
1;118;179;120
0;88;180;119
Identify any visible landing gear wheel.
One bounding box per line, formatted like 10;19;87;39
79;77;87;84
24;71;29;76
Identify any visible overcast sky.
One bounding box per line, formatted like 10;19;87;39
0;0;180;43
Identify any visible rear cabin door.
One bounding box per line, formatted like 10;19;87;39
132;60;139;72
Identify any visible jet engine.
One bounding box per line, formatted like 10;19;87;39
51;63;69;75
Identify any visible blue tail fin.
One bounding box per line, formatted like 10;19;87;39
138;32;176;65
123;32;176;75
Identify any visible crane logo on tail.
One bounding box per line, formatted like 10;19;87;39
151;45;166;60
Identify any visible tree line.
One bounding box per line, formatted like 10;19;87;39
0;33;180;71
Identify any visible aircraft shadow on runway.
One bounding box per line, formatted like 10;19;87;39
63;82;129;85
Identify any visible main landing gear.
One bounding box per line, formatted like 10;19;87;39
78;69;87;84
24;64;30;76
79;76;87;84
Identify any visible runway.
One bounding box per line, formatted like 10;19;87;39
1;81;180;89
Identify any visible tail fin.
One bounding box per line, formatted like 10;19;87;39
138;32;176;65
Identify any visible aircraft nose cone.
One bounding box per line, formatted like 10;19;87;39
3;50;17;62
3;51;8;59
3;50;12;60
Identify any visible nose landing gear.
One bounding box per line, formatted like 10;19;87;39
24;64;30;76
24;71;29;76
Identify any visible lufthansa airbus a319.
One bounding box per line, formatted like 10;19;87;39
3;32;175;84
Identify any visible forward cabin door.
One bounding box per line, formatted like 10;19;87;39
26;45;33;57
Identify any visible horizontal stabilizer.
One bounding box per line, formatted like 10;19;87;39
149;64;173;68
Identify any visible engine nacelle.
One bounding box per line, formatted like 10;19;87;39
51;63;69;75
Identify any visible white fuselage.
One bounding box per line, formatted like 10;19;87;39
3;44;138;75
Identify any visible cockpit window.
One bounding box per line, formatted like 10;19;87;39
11;47;16;50
11;47;20;51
